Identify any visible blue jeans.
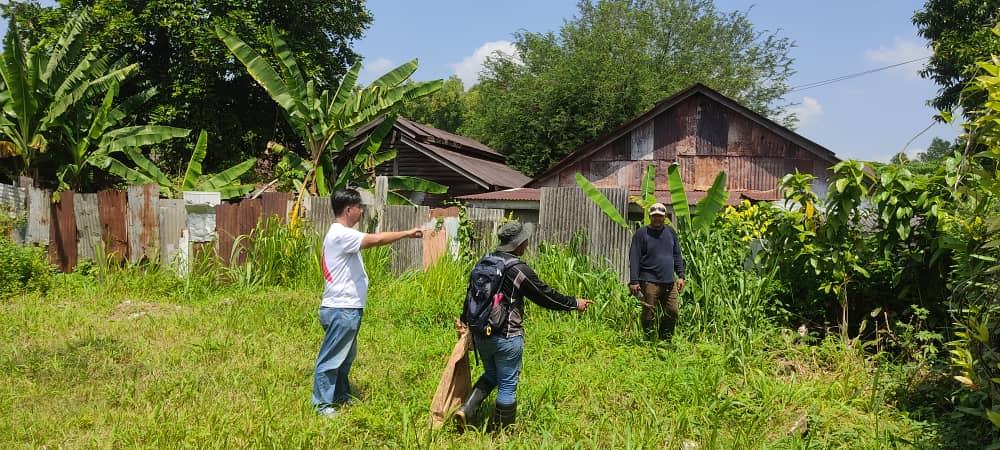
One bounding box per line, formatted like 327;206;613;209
472;334;524;405
311;307;363;410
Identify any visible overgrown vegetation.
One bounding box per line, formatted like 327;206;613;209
4;215;992;448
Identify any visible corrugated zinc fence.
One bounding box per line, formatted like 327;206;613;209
0;180;633;280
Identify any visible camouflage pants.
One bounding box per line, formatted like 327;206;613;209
639;281;679;341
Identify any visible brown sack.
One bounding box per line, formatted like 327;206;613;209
429;319;472;429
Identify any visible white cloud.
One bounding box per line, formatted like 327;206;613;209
450;40;519;88
365;57;396;76
905;146;926;161
865;38;932;79
786;97;823;129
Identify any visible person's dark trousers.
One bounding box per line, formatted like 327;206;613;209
639;281;678;341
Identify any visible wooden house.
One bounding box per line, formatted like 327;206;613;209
348;116;530;206
459;83;840;214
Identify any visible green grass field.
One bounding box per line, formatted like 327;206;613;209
0;247;977;449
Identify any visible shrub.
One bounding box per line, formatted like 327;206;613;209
0;237;53;298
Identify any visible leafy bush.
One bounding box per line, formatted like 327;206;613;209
0;237;53;298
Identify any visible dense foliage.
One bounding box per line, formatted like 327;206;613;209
914;0;1000;115
460;0;795;176
0;0;373;174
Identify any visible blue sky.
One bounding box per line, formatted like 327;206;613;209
1;0;960;163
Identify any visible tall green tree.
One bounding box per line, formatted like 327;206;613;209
461;0;795;176
3;0;372;175
914;0;1000;115
918;136;954;162
397;75;466;133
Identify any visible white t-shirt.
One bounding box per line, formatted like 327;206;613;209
320;223;369;308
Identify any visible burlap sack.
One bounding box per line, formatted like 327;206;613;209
429;319;472;429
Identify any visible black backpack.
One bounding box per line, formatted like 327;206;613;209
462;253;520;337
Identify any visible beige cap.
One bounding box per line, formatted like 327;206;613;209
648;203;667;216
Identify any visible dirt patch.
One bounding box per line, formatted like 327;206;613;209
109;299;186;320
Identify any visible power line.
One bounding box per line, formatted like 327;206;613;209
789;56;930;92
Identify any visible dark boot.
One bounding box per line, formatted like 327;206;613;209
490;401;516;432
454;378;493;431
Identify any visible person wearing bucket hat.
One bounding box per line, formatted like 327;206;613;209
455;220;593;432
628;202;685;341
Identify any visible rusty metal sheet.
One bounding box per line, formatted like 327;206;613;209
261;191;292;224
0;183;26;243
159;199;187;268
74;193;100;262
538;186;629;281
23;186;50;245
215;202;239;266
306;196;335;236
98;190;129;262
234;199;262;265
693;156;729;190
654;108;683;160
127;183;160;264
630;121;654;160
0;182;25;216
48;192;78;272
384;205;428;275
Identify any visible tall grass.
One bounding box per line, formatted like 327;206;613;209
227;217;324;291
1;222;985;448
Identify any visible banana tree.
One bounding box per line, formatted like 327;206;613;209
56;81;190;192
575;162;730;233
666;163;729;233
271;117;448;206
106;130;256;199
216;25;442;219
0;9;138;181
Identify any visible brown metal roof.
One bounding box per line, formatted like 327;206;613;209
529;83;840;186
456;188;542;201
395;117;501;158
414;141;531;189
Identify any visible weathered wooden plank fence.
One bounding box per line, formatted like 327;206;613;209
0;180;635;280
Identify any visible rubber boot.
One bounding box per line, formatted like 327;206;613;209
454;378;493;431
490;401;517;432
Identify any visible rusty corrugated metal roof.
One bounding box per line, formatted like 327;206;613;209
418;142;531;189
395;117;500;158
456;188;542;201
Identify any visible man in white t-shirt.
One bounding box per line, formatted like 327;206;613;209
312;188;423;418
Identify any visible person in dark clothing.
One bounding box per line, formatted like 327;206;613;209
628;202;686;341
454;220;593;432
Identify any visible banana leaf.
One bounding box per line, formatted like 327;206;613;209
182;130;209;191
215;26;301;118
575;172;628;229
372;59;419;88
123;147;170;187
215;184;255;201
200;158;257;191
667;162;691;230
387;176;448;194
387;190;415;206
692;171;729;231
103;126;190;151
